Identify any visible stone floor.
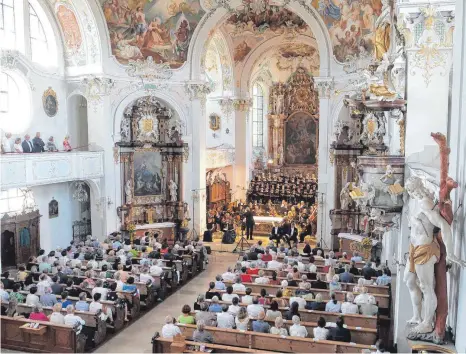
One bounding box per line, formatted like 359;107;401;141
95;252;238;353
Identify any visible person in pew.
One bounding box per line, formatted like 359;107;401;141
335;263;345;275
306;293;326;311
16;265;28;283
258;289;270;305
0;283;10;303
29;305;49;321
41;287;59;307
289;315;308;338
196;302;217;326
1;271;14;289
233;277;246;293
361;262;377;279
268;272;280;286
296;282;313;297
351;251;363;263
252;309;270;333
272;289;287;308
376;268;392;286
26;286;40;307
60;291;73;309
341;292;358;314
255;270;269;285
193;320;214;343
308;257;318;273
298;275;311;290
106;282;118;302
10;283;25;303
285;301;301;320
312;274;328;290
361;273;375;286
267;255;282;270
38;256;52;273
270;316;288;336
242;288;253;304
312;242;325;258
217;304;235;329
235;307;250;330
255;255;265;269
149;259;164;277
208;296;223;313
325;293;342;313
70;253;82;269
280;280;292;297
240;267;253;283
265;300;282;321
247;296;264;318
221;267;236;282
123;276;139;296
194;294;204;311
178;304;195;324
262;248;273;262
206;282;222;300
78;281;93;299
51;276;64;295
289;294;306;310
90;293;113;323
329;317;351;342
228;296;241;316
287;272;298;287
359;294;378;317
36;273;51;296
75;292;90;311
214;275;226;290
313;316;329;340
49;303;65;324
64;279;80;298
339;264;355;283
329;275;342;292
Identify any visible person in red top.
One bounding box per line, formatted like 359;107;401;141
240;267;253;283
261;249;273;262
29;305;49;321
246;263;259;275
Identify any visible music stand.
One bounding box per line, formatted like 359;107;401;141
232;226;250;254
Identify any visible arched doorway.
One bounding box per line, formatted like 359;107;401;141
67;94;88;150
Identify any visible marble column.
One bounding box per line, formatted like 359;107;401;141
234;109;247;201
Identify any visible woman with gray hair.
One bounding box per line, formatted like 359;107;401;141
289;315;308;337
270;316;288;336
193;320;213;343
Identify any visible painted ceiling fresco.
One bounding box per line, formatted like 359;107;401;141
101;0;205;68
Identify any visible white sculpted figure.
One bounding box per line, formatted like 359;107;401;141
403;176;455;334
340;182;352;210
169;180;178;202
125;180;132;204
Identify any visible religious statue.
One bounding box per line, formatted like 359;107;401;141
155;205;164;222
375;0;391;61
277;144;284;166
360;213;370;235
169;180;178;202
274;85;285;115
380;165;404;204
125;180;132;204
403;176;461;336
184;204;190;220
340;182;353;210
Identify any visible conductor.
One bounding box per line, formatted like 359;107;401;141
243;207;255;240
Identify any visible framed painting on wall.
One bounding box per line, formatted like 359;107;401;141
284;112;318;165
132;150;163;198
43;87;58;117
48;198;59;218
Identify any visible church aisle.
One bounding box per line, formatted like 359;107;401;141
95;252;237;353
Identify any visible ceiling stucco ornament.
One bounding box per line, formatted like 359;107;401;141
126;57;174;81
0;50;18;70
184;82;214;101
315;78;335;99
218;97;234;120
80;75;115;111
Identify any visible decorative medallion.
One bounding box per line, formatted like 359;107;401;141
209;113;221;131
42;87;58;117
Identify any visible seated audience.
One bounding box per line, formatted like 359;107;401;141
75;292;90;311
235;307;250;331
61;291;73;309
217;304;235;329
29;305;49;321
178;304;195;324
255;270;269;284
246;296;264;318
242;288;253;304
289;294;306;309
351;252;363;263
329;275;342;292
329;317;351;342
267;255;282;270
49;303;65;324
196;302;217;327
313;316;329;340
285;301;301;320
222;267;236;282
92;279;109;300
349;261;360;276
90;293;113;322
64;305;85;333
362;262;377;279
376;268;392;286
221;286;239;303
289;315;308;337
208;296;223;313
252;310;270;333
341;293;359;314
325;293;341;313
215;275;226;290
228;296;241;316
26;286;40;307
305;293;326;311
270;316;288;336
193;320;214;343
265;300;282;321
233;277;246;292
10;283;25;303
206;282;221;300
339;264;355;283
161;315;182;338
311;274;327;290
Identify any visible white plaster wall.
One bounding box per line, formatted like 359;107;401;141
67;95;88;150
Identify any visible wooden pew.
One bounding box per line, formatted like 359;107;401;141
152;335;276;353
276;255;366;268
16;303;107;346
248;274;390;296
1;315;86;352
202;299;378;329
256;267;371;280
175;324;375;353
221;282;390;309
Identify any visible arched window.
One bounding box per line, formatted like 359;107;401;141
0;72;31;133
0;1;58;67
252;83;264;148
0;188;35;217
0;0;16;49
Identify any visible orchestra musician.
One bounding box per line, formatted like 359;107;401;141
221;213;236;244
269;222;282;245
288;222;299;246
203;216;214;242
299;219;313;243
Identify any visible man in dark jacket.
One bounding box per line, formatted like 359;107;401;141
21;134;33;153
32;132;45;152
361;262;377;278
329;317;351;342
311;274;327;289
244;208;255;240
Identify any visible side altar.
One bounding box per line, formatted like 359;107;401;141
116;96;189;243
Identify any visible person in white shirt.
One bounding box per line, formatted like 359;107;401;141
313;317;329;340
359;295;378;316
267;255;281;270
289;315;308;337
241;288;253;305
235;307;250;331
315;249;323;259
265;301;282;321
13;138;23;153
26;287;40;307
232;277;246;293
299;275;311;289
296;257;306;272
341;292;359;314
140;267;153;284
0;283;10;302
222;267;236;282
325;293;342;313
255;255;265;268
307;261;317;273
161;315;182;338
149;259;164;277
246;297;264;318
254;270;269;285
221;287;239;303
49;303;65;324
89;293;113;322
354;286;371;305
217;305;235;329
240;255;250;268
270;316;288;336
36;274;51;296
92;279;109;301
2;132;12;153
64;305;85;334
228;297;241;316
289;295;306;309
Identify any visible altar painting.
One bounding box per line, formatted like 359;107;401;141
101;0;205;68
133;151;162;196
284;112;318;165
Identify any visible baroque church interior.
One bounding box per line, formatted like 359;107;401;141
0;0;466;352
